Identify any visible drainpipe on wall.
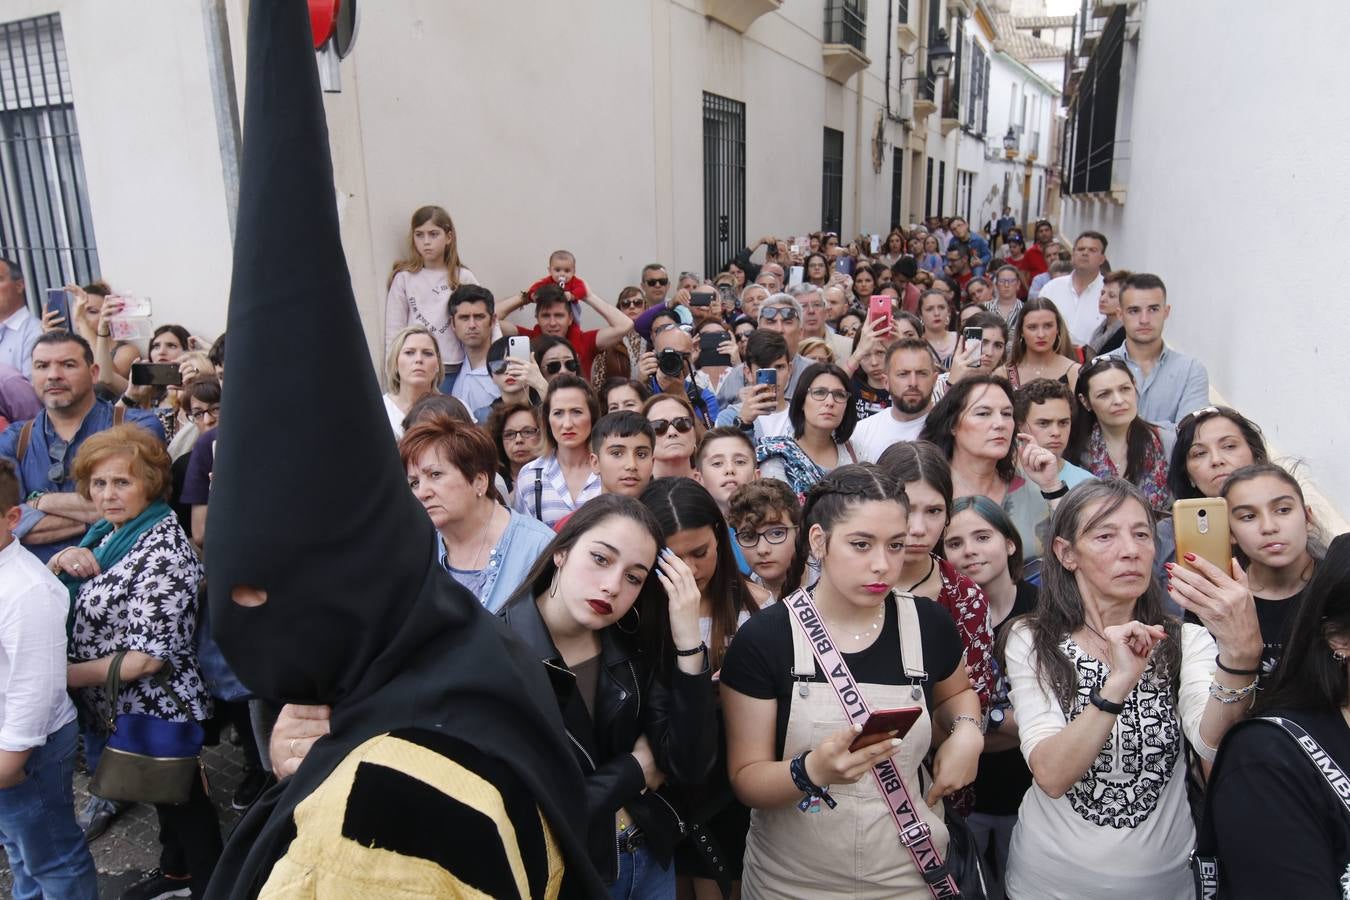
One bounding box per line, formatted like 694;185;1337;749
852;68;865;239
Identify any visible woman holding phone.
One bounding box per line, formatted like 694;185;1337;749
1001;479;1262;899
721;464;983;898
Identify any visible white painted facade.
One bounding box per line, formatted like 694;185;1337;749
1058;0;1350;517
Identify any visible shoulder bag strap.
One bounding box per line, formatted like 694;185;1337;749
784;589;960;899
102;650;129;733
1261;716;1350;817
113;405;126;426
16;419;33;464
534;467;544;521
892;591;929;683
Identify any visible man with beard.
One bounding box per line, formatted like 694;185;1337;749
850;338;938;461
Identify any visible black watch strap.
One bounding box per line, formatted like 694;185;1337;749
1089;686;1125;715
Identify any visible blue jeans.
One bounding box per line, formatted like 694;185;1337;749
0;719;98;899
609;843;674;900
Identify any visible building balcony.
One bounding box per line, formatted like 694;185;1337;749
704;0;782;34
822;43;870;83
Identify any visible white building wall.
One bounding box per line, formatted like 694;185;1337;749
1059;0;1350;515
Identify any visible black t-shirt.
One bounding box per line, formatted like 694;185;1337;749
1185;587;1304;676
1207;707;1350;896
852;372;889;422
972;580;1038;816
720;594;963;758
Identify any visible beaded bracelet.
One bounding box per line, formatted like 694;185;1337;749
790;750;836;813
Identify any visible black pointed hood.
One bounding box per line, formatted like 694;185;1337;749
204;2;603;895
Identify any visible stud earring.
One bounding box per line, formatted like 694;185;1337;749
1334;649;1348;663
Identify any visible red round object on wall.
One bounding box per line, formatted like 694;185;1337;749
308;0;339;49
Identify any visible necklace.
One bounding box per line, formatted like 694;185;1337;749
904;557;937;593
1082;621;1111;657
825;602;885;642
451;503;498;571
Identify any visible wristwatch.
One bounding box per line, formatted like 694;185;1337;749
733;416;754;433
987;707;1006;732
1088;686;1125;715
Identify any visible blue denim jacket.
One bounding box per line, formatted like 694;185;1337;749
436;509;556;613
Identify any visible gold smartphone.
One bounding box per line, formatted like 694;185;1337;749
1172;498;1231;573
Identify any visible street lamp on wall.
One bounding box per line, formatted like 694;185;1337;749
1003;127;1018;159
928;29;955;78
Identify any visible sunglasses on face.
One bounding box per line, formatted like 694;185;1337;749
487;359;514;375
734;524;796;548
759;307;798;323
645;278;669;287
649;416;694;436
544;359;579;375
618;298;645;310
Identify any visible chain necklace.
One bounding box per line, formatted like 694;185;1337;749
450;503;498;572
1081;621;1111;658
825;602;886;642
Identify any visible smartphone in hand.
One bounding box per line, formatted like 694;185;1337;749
1173;498;1230;573
44;288;71;327
849;706;923;751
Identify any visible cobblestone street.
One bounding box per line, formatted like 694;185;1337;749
0;737;250;896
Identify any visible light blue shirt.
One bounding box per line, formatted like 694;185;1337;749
449;362;499;417
0;306;41;379
1104;342;1210;429
436;509;555;613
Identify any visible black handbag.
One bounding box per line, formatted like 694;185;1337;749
940;803;988;900
88;650;205;806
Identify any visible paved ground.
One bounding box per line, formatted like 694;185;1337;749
0;734;251;896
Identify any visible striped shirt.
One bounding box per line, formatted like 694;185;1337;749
511;455;602;530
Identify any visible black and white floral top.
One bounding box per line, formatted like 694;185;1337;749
69;515;211;724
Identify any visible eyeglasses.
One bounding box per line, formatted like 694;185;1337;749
645;278;669;287
188;405;221;423
47;437;69;484
759;307;799;323
618;298;645;310
806;387;850;404
544;359;580;375
649;417;694;436
503;426;540;442
734;524;796;548
800;301;826;311
995;278;1020;285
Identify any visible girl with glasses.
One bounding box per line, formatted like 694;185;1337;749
643;393;702;479
511;375;602;528
728;479;802;602
487;402;543;502
756;364;859;497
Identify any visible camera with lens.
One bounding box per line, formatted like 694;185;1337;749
656;348;689;378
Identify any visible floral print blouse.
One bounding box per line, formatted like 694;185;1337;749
69;516;211;724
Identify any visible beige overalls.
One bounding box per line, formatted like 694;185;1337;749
742;594;949;899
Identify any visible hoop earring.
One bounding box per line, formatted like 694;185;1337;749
1333;649;1347;663
547;572;560;601
616;606;641;635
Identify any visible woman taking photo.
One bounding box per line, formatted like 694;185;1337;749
55;425;220;897
512;374;602;528
487;402;542;503
401;413;555;614
1006;298;1080;391
942;496;1038;895
1001;479;1262;899
875;441;996;724
382;326;442;439
644;393;702;480
919;289;958;369
500;494;716;895
383;204;477;361
756;363;859;496
1067;357;1174;514
645;478;765;899
721;464;984;898
1200;534;1350;896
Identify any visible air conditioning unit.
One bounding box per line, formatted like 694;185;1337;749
899;92;914;122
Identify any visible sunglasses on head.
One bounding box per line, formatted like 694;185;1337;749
47;438;69;484
649;416;694;436
759;307;798;323
645;278;669;287
544;359;580;375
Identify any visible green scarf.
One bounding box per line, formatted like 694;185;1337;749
61;500;175;610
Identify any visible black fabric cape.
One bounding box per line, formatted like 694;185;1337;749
203;2;602;896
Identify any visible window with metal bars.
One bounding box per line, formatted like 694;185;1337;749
821;128;844;235
1064;7;1124;194
890;149;904;230
702;92;746;278
922;0;941;101
0;13;98;311
824;0;867;53
937;160;946;216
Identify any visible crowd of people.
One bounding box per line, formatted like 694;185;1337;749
1;192;1346;900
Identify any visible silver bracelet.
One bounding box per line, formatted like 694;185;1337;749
948;714;984;736
1208;677;1260;704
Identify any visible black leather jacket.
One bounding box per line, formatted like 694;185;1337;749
502;596;717;883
